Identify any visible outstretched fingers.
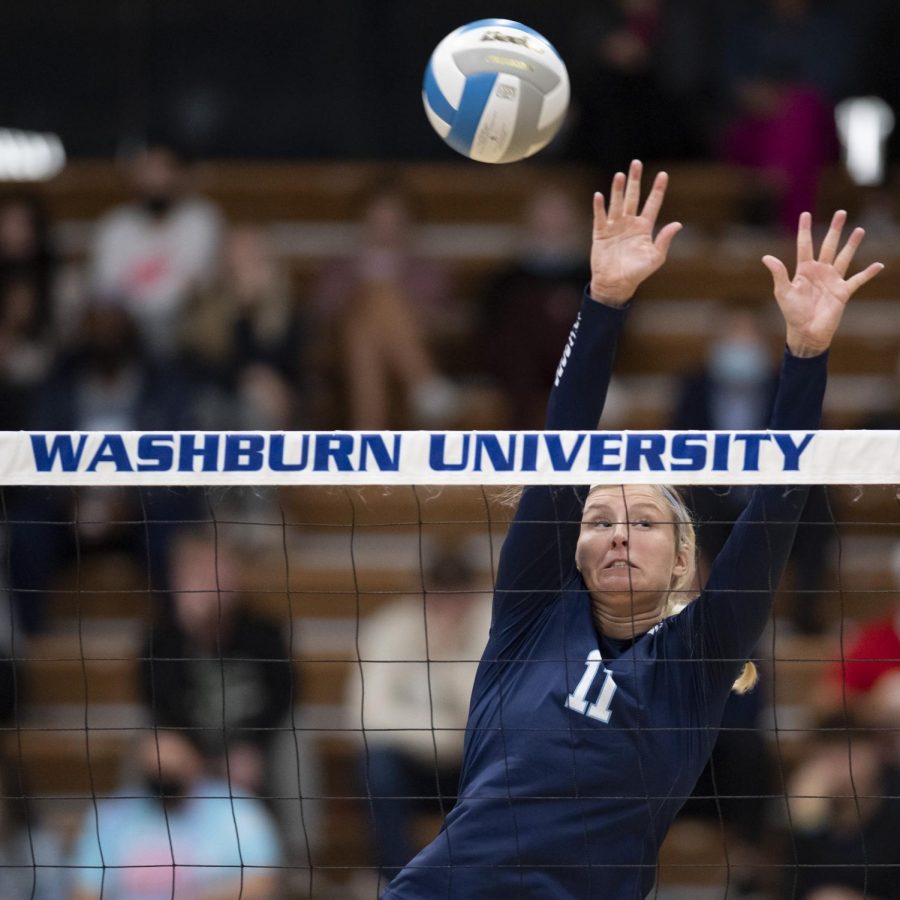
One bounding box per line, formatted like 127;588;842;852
623;159;643;217
817;209;847;265
654;221;683;256
796;212;814;264
833;226;865;277
607;171;627;220
846;261;886;295
640;171;669;228
762;254;791;295
593;192;608;235
814;211;885;293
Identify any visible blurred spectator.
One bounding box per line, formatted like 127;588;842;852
0;755;65;900
179;224;307;430
673;302;834;633
69;729;281;900
312;177;460;428
345;550;490;888
0;194;58;429
717;0;867;232
814;544;900;720
138;525;318;870
0;192;55;304
6;304;197;633
0;272;54;430
5;305;195;633
31;304;191;432
89;143;224;360
785;714;900;900
478;184;590;427
567;0;716;169
674;302;780;562
674;304;779;436
141;525;293;792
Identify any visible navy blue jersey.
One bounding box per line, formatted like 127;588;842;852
384;291;827;900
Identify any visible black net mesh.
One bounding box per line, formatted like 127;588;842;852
0;481;897;899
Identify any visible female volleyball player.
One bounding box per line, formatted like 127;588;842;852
382;160;884;899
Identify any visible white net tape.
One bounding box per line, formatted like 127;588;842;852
3;429;899;485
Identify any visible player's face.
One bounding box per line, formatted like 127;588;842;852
575;486;687;619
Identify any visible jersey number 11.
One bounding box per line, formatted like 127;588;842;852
565;649;617;723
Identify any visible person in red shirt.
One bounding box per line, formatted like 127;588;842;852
817;544;900;717
838;617;900;696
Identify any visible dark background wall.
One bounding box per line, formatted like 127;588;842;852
4;1;898;163
0;1;588;159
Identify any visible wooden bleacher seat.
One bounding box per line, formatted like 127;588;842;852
31;158;900;288
25;632;139;707
656;818;729;891
48;553;151;623
2;729;127;796
278;484;513;529
28;159;766;229
618;297;900;377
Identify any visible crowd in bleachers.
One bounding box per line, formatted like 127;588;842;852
0;139;897;897
0;138;898;897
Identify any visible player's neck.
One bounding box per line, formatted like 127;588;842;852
590;593;665;640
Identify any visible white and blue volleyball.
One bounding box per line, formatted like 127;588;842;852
422;19;570;164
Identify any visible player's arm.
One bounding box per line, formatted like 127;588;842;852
695;211;884;670
493;161;681;631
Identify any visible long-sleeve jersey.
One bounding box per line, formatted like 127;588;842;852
383;290;827;900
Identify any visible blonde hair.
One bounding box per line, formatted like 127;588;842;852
588;484;758;695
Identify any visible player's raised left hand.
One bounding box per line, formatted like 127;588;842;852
763;210;884;357
589;159;682;307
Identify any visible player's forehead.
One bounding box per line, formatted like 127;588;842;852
582;485;671;516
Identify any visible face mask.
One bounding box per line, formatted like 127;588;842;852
708;340;769;386
143;774;188;807
141;194;173;217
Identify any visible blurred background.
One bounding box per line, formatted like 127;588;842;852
1;1;900;899
3;0;898;164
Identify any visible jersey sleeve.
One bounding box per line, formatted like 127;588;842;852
680;348;829;692
490;291;629;647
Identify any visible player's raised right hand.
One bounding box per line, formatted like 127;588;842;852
589;159;682;307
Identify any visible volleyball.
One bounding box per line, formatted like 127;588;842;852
422;19;570;164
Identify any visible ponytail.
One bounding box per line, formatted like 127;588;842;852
655;486;759;696
732;661;759;694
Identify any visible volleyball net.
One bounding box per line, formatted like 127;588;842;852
1;427;899;899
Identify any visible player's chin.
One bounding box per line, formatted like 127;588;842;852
592;573;670;607
593;567;641;590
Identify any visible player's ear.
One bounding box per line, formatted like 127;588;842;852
671;546;688;582
574;538;585;574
